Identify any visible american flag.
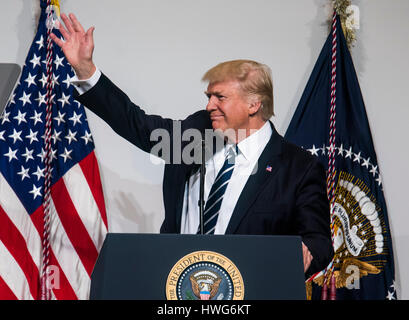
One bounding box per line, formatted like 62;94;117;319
0;2;108;299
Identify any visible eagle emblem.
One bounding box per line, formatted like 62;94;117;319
190;270;222;300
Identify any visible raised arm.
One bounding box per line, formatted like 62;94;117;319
50;13;96;80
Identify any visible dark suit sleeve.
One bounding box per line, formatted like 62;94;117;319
75;73;174;155
74;72;210;163
294;158;334;277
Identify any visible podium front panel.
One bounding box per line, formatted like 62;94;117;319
91;233;306;300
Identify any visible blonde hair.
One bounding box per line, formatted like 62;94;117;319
202;59;274;119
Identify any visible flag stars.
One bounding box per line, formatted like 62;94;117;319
65;129;77;145
337;144;344;156
62;75;71;89
8;129;23;144
4;147;18;162
24;73;37;88
29;184;42;200
307;144;319;156
69;111;82;126
326;143;335;154
13;110;27;125
386;281;397;300
81;130;93;145
35;91;47;106
36;148;57;162
19;91;31;106
345;147;353;159
35;35;44;50
53;111;66;126
52;73;60;87
8;93;16;105
320;144;326;156
2;28;99;204
29;53;41;69
54;54;64;70
30;110;43;125
22;147;34;162
370;165;378;177
1;111;10;124
25;129;39;144
306;143;382;184
60;148;73;163
39;74;48;88
17;165;30;181
386;290;396;300
50;148;57;161
51;129;62;144
353;152;361;164
37;148;47;162
58;93;70;108
376;175;382;186
32;166;45;181
361;157;371;169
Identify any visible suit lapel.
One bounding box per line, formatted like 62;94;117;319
225;122;283;234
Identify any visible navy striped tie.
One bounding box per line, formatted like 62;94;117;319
199;147;236;234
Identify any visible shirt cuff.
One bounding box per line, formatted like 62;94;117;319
70;67;102;95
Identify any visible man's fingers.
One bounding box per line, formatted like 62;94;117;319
85;26;95;44
302;242;313;272
58;22;70;42
50;33;64;48
69;13;85;33
60;13;75;35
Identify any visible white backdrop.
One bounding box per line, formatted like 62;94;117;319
1;0;408;299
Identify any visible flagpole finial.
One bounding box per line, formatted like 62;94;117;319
50;0;61;18
331;0;358;48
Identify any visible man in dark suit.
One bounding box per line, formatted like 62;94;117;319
51;13;333;277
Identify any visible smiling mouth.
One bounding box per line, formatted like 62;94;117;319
210;114;224;120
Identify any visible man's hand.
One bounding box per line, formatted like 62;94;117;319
302;242;313;273
50;13;96;80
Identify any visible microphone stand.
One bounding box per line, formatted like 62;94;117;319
199;139;206;234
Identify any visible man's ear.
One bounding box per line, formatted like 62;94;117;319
248;100;262;116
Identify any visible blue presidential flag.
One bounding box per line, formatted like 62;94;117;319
285;15;396;300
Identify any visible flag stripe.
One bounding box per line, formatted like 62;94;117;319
29;204;78;300
48;247;78;300
0;205;40;299
79;151;108;230
50;178;98;277
0;239;34;300
63;161;107;251
0;275;18;300
48;198;91;299
0;173;42;267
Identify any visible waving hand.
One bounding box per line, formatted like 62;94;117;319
50;13;96;80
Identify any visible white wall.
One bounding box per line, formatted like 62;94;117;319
1;0;408;299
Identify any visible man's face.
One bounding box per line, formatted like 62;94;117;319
205;80;251;133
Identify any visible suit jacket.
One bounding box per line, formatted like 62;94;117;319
76;73;334;276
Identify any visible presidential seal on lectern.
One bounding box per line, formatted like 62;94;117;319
166;250;244;300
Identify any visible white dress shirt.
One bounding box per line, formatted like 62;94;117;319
70;68;102;95
71;68;273;235
180;121;272;234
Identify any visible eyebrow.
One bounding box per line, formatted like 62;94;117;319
204;90;224;97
